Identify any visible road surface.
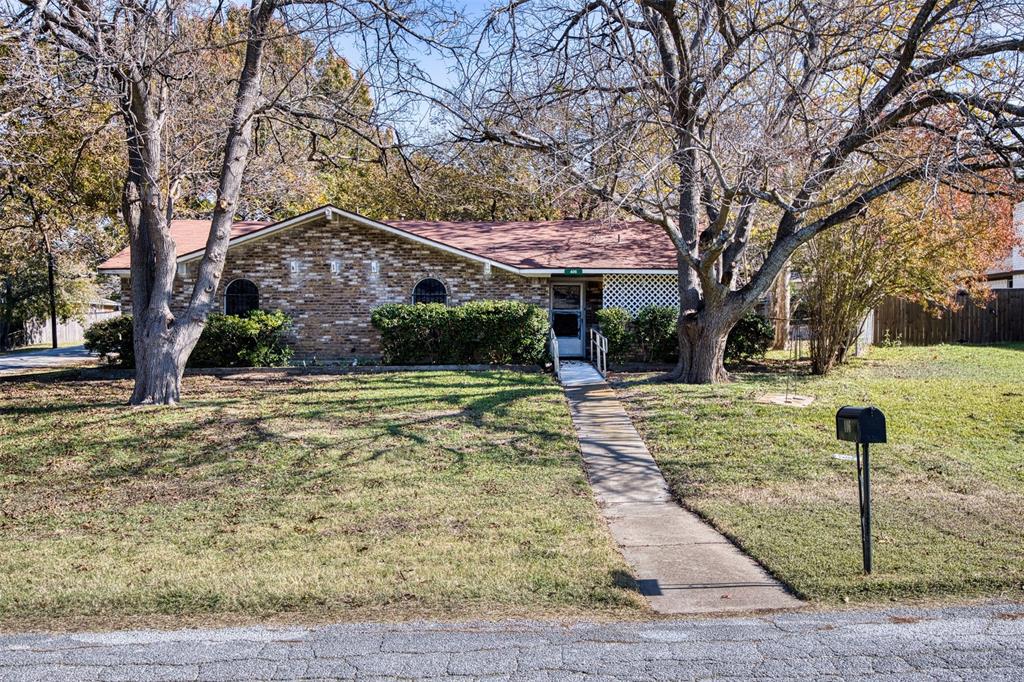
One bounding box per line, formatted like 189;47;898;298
1;602;1022;680
0;345;95;377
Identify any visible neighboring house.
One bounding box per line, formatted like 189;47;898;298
98;205;679;359
986;201;1024;289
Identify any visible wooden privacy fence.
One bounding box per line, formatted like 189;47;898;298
21;307;121;347
873;290;1024;345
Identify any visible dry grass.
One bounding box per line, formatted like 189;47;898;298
0;371;647;628
612;344;1024;604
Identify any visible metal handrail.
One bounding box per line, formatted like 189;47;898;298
590;328;608;377
549;328;560;380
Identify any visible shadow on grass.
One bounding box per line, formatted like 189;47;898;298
1;370;577;488
608;359;815;390
0;368;85;384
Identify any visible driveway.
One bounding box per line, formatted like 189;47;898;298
1;603;1021;680
0;345;96;377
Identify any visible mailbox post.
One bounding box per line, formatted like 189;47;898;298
836;406;886;574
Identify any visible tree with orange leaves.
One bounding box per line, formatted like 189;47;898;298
798;185;1018;375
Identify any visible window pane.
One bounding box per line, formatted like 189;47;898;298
225;279;259;316
552;311;580;337
552;285;581;310
413;278;447;304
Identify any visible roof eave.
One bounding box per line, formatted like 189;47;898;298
519;267;678;275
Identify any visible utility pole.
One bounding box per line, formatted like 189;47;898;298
47;249;58;349
35;210;60;350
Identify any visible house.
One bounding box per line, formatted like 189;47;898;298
98;205;679;359
986;201;1024;289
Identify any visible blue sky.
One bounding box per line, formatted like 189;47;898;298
337;0;498;139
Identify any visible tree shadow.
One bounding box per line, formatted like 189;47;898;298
2;370;579;499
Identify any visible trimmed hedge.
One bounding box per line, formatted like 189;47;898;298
633;305;678;363
595;306;773;365
371;300;548;365
84;310;293;368
594;307;632;360
188;310;293;368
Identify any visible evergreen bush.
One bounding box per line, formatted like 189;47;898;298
723;312;774;364
594;306;772;366
84;310;293;368
371;301;548;365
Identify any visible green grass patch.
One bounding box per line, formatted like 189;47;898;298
612;344;1024;604
0;371;645;626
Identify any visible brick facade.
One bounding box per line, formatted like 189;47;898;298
121;216;551;359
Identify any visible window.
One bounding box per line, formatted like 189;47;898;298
412;278;447;305
225;279;259;316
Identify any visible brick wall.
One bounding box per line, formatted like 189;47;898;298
120;216;550;359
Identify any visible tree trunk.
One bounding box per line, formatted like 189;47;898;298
1;277;12;351
686;327;729;383
46;250;58;349
668;310;735;384
771;263;790;350
131;339;185;405
121;0;274;406
128;303;195;405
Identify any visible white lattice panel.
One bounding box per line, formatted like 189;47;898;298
602;274;679;314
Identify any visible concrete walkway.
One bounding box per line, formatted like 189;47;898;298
559;361;801;615
0;345;95;377
1;603;1021;680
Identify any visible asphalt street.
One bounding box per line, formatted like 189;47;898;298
0;345;95;376
2;602;1022;681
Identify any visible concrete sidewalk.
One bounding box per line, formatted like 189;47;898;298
559;361;801;615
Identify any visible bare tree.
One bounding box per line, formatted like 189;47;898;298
448;0;1024;382
5;0;448;403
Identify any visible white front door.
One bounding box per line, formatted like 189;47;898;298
551;283;585;357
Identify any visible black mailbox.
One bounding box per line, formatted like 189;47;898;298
836;406;886;444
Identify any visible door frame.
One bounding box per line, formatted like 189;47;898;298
550;282;585;358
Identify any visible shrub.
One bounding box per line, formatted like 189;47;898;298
84;315;134;366
188;310;293;368
370;303;453;364
371;301;548;365
724;312;773;364
595;307;633;360
591;306;771;366
453;301;549;364
84;311;293;368
633;305;678;363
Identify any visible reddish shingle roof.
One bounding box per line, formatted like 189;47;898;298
390;219;676;270
98;210;677;272
98;220;271;271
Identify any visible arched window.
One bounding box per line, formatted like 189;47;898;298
225;279;259;316
412;278;447;305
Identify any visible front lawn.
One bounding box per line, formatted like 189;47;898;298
0;371;645;628
612;344;1024;604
